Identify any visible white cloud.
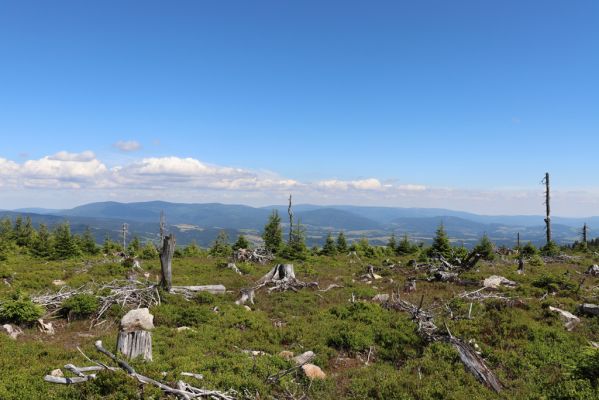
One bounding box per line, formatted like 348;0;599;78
49;150;97;162
113;140;142;152
316;178;384;191
397;184;427;191
0;151;598;216
19;151;109;188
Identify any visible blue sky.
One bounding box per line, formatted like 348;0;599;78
0;1;598;215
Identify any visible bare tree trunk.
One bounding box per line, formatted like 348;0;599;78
517;232;520;250
518;256;524;274
288;194;294;243
159;211;166;243
160;234;175;291
583;223;588;246
122;223;129;250
544;172;551;245
170;285;226;295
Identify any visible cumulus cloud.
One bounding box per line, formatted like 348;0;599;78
113;140;142;152
317;178;384;191
1;151;598;216
19;151;109;188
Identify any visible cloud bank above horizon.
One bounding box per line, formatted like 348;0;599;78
0;150;598;217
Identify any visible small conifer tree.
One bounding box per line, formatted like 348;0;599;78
336;231;348;254
262;210;283;253
233;234;250;250
53;222;81;259
321;232;337;256
210;230;232;257
430;223;451;258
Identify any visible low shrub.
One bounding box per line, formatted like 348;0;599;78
533;274;575;293
0;294;44;325
61;293;99;320
193;291;216;305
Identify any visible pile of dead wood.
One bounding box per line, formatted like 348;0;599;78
232;248;274;265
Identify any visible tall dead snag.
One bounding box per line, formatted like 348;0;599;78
117;308;154;361
543;172;551;245
288;194;294;243
159;210;166;243
583;223;588;246
159;234;175;291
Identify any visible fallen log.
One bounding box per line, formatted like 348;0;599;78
170;285;226;296
387;295;503;392
44;375;96;384
318;283;344;292
94;340;236;399
449;334;503;393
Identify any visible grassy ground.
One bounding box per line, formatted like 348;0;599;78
0;251;598;399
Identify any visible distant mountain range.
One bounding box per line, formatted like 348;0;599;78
2;201;596;248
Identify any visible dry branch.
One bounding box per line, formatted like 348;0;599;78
386;295;503;392
232;248;274;265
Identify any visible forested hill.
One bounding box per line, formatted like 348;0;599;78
2;201;596;247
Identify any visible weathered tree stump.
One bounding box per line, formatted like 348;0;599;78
258;263;296;284
116;308;154;361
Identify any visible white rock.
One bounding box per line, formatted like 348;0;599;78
50;369;64;377
292;351;315;365
177;326;191;332
549;306;581;331
52;280;66;286
244;305;252;311
37;319;55;335
302;363;326;379
1;324;23;340
120;308;154;332
279;350;294;360
587;265;599;276
483;275;517;289
372;294;390;303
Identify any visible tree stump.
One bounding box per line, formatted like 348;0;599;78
117;308;154;361
258;263;296;284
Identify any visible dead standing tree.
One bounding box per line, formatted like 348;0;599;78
159;214;226;298
543;172;551;245
160;234;176;291
288;194;294;243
